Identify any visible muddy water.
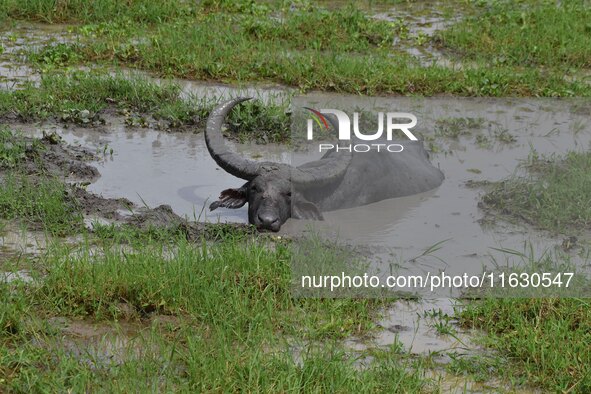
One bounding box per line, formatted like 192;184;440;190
0;22;74;88
34;317;152;369
287;97;591;295
0;222;50;255
1;17;588;385
14;118;290;224
13;97;591;290
344;298;478;356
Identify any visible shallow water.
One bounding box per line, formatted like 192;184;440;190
13;96;591;297
0;22;73;88
372;0;459;67
288;97;591;286
14;118;289;224
2;15;590;378
0;222;50;255
348;298;478;356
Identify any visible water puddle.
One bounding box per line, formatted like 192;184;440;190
0;269;34;284
284;96;591;296
371;1;460;67
37;317;151;369
0;22;74;88
12;118;289;224
371;298;476;357
12;96;591;293
0;222;50;255
425;369;540;394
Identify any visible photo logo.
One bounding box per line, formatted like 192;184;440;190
305;108;418;152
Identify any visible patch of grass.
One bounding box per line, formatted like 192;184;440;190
491;127;516;144
90;220;256;244
0;284;28;337
41;41;591;95
482;150;591;233
446;354;507;384
0;71;183;118
0;127;36;168
435;117;485;139
0;0;201;24
0;329;431;392
35;235;381;339
438;0;591;68
0;228;433;392
224;99;291;144
0;128;83;235
0;172;83;236
28;43;82;68
0;72;291;142
16;3;590;96
460;298;591;392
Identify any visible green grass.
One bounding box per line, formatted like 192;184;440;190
0;128;83;236
0;172;83;236
0;126;33;168
0;0;202;24
0;72;291;142
482;150;591;233
29;44;591;97
438;0;591;69
0;229;436;392
0;72;183;118
6;1;587;96
460;298;591;392
0;335;430;392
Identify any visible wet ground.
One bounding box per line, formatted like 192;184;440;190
9;95;586;297
286;96;591;297
0;22;75;88
2;94;590;388
11;98;591;275
0;12;587;392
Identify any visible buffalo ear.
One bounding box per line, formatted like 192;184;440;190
210;184;248;211
292;198;323;220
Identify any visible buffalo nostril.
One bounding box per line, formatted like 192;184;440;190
258;213;278;225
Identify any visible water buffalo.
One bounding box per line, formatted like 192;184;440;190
206;97;444;231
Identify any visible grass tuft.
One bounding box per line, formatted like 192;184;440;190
461;298;591;392
482;150;591;233
438;0;591;68
0;72;292;142
0;172;82;235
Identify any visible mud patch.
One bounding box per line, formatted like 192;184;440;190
0;129;131;223
121;204;255;241
73;187;131;221
37;317;152;369
22;132;99;180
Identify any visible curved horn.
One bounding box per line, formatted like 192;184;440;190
292;112;352;188
205;97;262;180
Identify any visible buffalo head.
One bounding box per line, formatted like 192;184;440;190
206;97;350;231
